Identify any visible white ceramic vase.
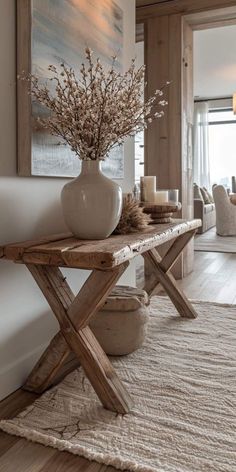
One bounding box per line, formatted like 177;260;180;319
61;160;122;239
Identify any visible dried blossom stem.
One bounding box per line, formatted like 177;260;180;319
21;47;168;160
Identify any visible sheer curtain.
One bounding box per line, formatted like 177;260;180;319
193;102;210;189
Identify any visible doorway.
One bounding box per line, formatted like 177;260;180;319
136;4;236;279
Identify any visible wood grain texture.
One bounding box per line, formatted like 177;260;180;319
38;453;102;472
144;12;194;276
0;440;56;472
0;432;18;458
140;2;236;274
160;230;196;272
144;13;184;278
144;15;169;181
144;16;182;193
180;251;236;304
24;263;127;395
144;249;198;318
1;252;236;471
24;265;76;392
24;334;78;394
140;202;181;213
25;284;146;393
136;0;170;7
3;233;71;261
26;264;132;413
137;0;236;21
0;390;40;462
2;221;201;269
0;389;37;420
187;7;236;30
2;223;200;413
143;230;196;301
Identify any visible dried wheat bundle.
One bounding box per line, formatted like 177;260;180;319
114;194;151;235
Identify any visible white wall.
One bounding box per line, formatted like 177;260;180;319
0;0;135;400
194;25;236;98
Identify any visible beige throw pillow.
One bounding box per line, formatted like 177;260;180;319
193;183;203;201
200;187;211;204
203;187;214;204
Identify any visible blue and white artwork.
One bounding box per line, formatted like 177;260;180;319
30;0;124;178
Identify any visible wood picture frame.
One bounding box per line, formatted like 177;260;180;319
17;0;32;176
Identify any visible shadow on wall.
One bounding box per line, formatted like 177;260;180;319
0;307;58;399
0;257;89;400
0;307;58;369
0;177;69;244
33;200;68;236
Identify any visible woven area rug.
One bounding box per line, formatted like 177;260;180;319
194;227;236;253
1;297;236;472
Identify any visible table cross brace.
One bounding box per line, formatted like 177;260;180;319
25;263;132;414
143;229;198;318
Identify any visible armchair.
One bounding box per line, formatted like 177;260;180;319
194;199;215;234
213;185;236;236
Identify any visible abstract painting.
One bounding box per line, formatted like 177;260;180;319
17;0;124;178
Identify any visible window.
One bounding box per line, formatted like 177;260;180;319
209;108;236;189
135;131;144;183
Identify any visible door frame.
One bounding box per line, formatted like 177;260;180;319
136;2;236;277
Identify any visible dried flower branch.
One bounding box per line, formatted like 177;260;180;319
21;47;168;160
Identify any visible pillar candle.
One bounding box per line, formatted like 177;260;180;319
154;190;168;204
140;176;156;202
168;189;179;203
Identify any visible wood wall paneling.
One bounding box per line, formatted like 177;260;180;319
145;15;183;197
144;14;184;277
145;15;170;184
136;0;171;7
144;11;194;276
186;6;236;30
137;0;236;22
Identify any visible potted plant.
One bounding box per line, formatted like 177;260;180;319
27;48;168;239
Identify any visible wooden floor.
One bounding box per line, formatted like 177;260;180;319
1;250;236;471
180;251;236;304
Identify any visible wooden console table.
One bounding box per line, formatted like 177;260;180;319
1;219;201;414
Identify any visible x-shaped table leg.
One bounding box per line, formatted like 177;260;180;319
143;229;198;319
24;262;133;414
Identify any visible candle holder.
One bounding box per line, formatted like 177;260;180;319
139;202;182;224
